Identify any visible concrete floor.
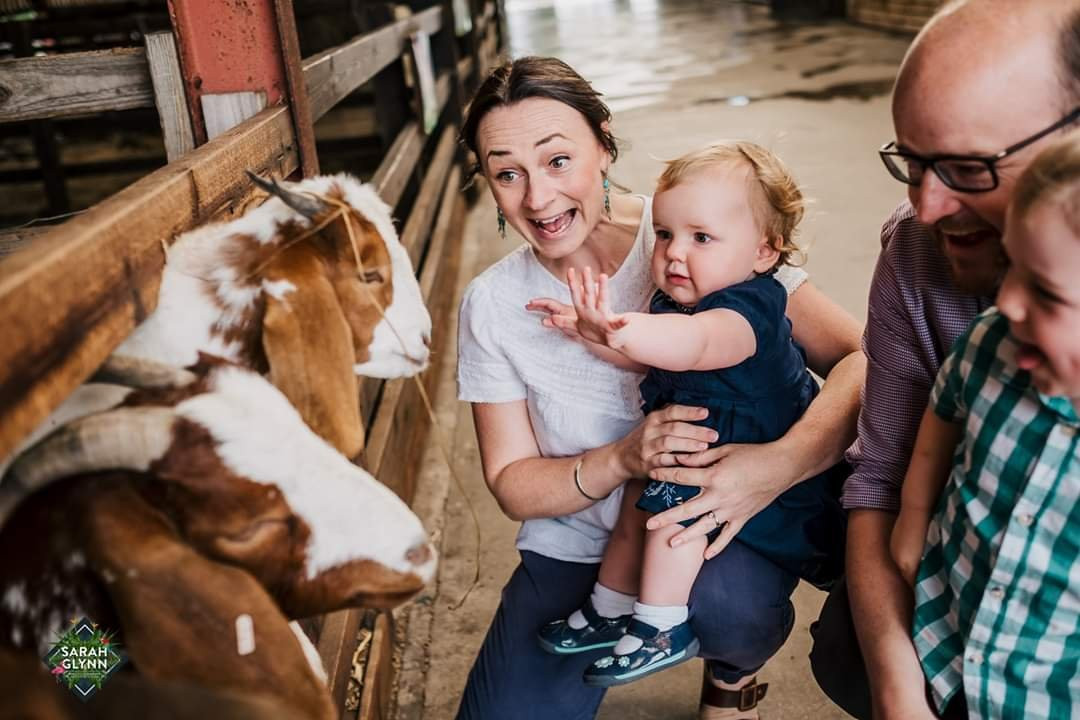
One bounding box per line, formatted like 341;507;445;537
394;2;914;718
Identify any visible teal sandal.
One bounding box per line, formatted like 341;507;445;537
537;600;631;655
583;619;699;687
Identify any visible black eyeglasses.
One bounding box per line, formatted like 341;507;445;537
880;107;1080;193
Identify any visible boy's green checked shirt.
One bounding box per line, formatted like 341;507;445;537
913;309;1079;719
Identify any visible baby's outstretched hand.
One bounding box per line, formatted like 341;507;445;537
526;298;581;341
568;267;630;348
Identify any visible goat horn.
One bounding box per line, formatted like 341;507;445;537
92;354;197;389
0;407;176;527
245;170;328;219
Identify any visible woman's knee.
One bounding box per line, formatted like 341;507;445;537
687;542;797;666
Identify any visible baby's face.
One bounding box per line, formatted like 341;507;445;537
997;199;1080;401
650;165;777;307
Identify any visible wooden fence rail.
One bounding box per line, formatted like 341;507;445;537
0;2;502;717
0;3;463;462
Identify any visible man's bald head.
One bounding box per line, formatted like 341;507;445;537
896;0;1080;116
887;0;1080;297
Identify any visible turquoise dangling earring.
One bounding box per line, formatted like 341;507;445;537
497;207;506;238
603;175;611;218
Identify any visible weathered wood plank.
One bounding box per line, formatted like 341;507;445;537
371;72;451;207
0;105;298;462
0;48;154;123
144;31;196;163
304;5;442;122
398;124;457;266
202;92;268;141
317;608;363;713
358;612;394;720
0;225;52;259
356;171;464;720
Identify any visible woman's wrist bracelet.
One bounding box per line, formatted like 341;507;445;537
573;458;607;501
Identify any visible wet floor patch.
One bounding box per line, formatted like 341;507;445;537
694;77;895;106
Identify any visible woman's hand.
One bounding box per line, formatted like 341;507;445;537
616;404;719;478
567;267;629;348
646;441;798;559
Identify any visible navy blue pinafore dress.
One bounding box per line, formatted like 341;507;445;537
634;275;846;588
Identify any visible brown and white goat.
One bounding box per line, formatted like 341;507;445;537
0;358;436;697
113;173;432;459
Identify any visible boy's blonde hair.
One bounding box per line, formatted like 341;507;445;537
656;141;806;269
1012;130;1080;234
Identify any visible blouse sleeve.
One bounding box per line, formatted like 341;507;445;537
774;264;808;295
456;278;528;403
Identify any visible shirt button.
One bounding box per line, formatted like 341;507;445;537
1018;513;1034;527
968;652;983;665
988;586;1004;600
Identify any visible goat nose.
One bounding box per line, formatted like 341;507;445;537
422;332;431;349
406;542;432;567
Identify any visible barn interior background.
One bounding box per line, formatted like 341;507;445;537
0;0;941;718
0;0;499;718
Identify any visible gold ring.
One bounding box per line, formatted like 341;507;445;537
707;510;721;529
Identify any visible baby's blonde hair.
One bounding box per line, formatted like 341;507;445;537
656;141;806;269
1012;130;1080;235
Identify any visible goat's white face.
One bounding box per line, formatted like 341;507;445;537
179;366;437;587
116;173;432;379
329;179;432;378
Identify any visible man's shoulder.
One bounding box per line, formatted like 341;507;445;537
873;201;957;300
879;201;935;256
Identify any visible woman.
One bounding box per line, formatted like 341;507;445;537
455;56;864;720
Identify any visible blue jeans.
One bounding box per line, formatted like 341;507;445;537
456;545;798;720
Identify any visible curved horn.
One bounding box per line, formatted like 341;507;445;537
91;354;198;389
0;406;176;526
245;170;328;219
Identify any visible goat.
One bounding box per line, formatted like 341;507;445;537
0;357;436;716
113;172;432;459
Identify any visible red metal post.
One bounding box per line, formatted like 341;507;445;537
166;0;288;145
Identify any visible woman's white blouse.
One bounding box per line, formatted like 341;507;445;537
456;197;807;563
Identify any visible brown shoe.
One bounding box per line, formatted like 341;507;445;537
698;670;768;720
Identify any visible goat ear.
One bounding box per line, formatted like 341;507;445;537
86;487;335;718
261;244;366;458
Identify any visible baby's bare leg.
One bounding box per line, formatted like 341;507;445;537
596;478;649;594
639;522;707;607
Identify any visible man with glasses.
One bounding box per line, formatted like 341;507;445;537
810;1;1080;718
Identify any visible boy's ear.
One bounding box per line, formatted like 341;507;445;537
754;235;781;273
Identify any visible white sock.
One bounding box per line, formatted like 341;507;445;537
614;601;688;655
567;583;636;629
634;601;689;631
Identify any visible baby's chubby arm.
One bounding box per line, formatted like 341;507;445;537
890;407;963;587
525;295;647;371
568;267;756;372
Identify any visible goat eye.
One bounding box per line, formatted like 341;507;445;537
363;269;384;283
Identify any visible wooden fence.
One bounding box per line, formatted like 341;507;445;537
0;0;502;717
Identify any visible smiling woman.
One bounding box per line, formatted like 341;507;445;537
453;56;865;720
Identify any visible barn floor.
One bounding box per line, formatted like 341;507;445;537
395;2;913;718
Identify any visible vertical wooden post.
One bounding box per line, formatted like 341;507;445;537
15;22;69;215
272;0;319;177
144;31;196;163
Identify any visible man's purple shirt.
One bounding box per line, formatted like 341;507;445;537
842;201;993;512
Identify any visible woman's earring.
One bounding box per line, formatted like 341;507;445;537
497;207;506;239
603;176;611;219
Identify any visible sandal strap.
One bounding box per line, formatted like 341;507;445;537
700;677;768;712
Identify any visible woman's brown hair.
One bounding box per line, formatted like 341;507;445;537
459;56;618;182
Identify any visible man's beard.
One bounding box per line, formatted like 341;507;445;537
931;225;1008;298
